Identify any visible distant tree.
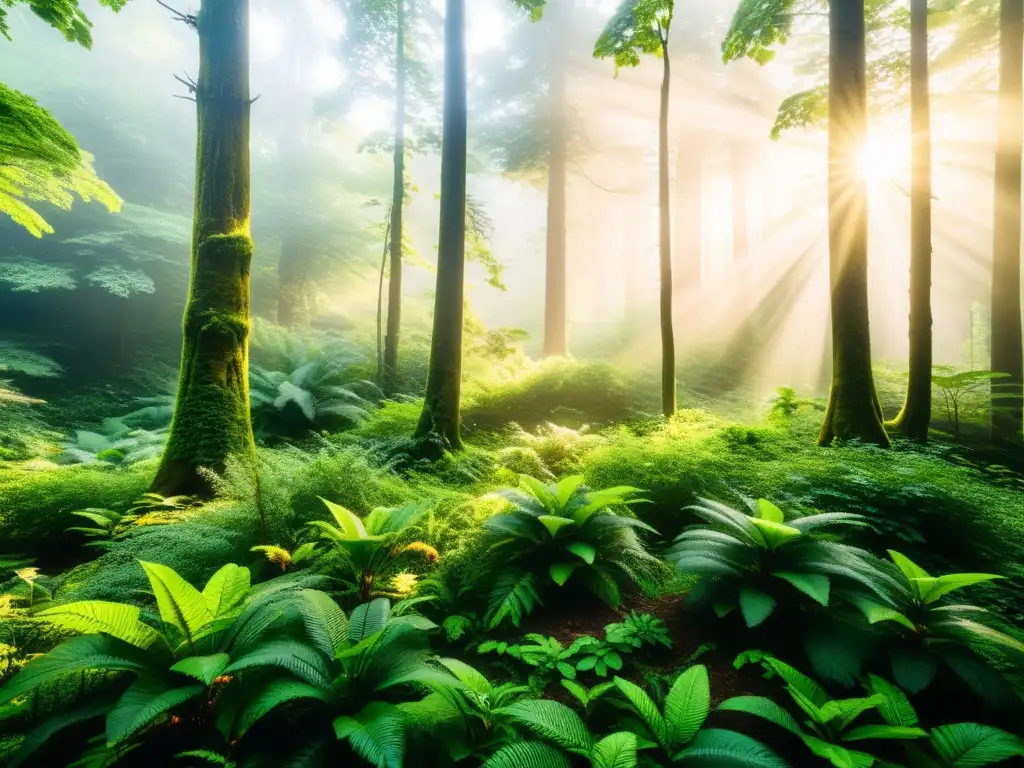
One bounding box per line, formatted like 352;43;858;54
151;0;258;497
990;0;1023;442
595;0;677;417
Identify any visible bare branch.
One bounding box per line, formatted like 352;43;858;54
173;72;198;94
156;0;197;28
172;94;197;102
248;94;262;106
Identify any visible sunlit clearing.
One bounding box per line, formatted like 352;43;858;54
857;130;905;183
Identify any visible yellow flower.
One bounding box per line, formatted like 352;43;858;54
401;541;439;563
391;572;419;595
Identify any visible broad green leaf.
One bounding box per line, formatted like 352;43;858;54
297;589;349;656
319;497;367;539
555;475;586;508
10;699;111;766
572;486;644;526
718;696;804;736
591;731;639;768
481;740;572;768
37;601;161;648
438;658;491;694
739;588;776;628
931;722;1024;767
844;724;928;741
749;517;802;549
170;653;230;686
613;676;667;749
914;574;1003;604
201;564;250;620
773;571;830;605
537;515;576;537
867;675;919;727
756;499;785;523
566;541;597;564
845;595;917;632
224;639;331;689
890;646;939;693
333;701;405;768
234;678;328;738
140;561;213;645
550;561;580;586
678;728;789;767
521;475;558;511
349;598;391;642
665;665;710;748
106;677;203;743
494;699;593;755
803;735;874;768
888;550;931;586
819;695;884;729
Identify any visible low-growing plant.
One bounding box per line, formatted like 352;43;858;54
604;612;671;653
480;475;664;629
478;634;580;684
667;497;891;628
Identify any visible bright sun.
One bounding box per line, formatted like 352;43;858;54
856;131;905;182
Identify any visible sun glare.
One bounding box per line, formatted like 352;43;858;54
856;131;905;182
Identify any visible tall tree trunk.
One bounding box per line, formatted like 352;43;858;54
818;0;890;446
890;0;933;440
991;0;1024;442
383;0;407;395
415;0;466;450
543;0;569;357
674;132;703;295
659;39;676;417
152;0;257;496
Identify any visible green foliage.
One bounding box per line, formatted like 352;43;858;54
721;0;797;65
83;265;155;299
667;496;885;628
480;475;663;628
0;0;130;48
593;0;674;74
726;655;928;768
931;368;1018;440
770;87;829;140
604;612;671;652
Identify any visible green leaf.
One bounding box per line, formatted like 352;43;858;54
550;561;580;586
555;475;586;508
10;699;111;767
591;731;639;768
139;561;213;646
773;571;830;605
319;498;367;539
844;724;928;741
665;665;710;749
37;601;161;648
738;588;776;628
106;677;203;743
762;658;830;707
521;475;558;511
437;658;492;694
867;675;919;727
914;574;1003;604
931;722;1024;767
224;639;331;689
887;550;931;583
678;728;789;767
890;646;939;693
845;595;917;632
296;589;349;657
0;634;161;703
819;696;884;729
756;499;784;523
804;627;865;688
566;541;597;564
481;740;572;768
802;735;874;768
486;570;542;629
333;701;405;768
718;695;803;736
234;678;328;738
749;518;802;549
170;653;230;686
613;676;667;749
538;515;576;537
495;699;593;755
201;564;250;620
349;598;391;642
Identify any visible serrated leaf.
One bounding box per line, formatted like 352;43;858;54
495;699;593;754
665;665;710;749
333;701;404;768
931;722;1024;767
719;695;804;736
106;677;203;743
592;731;639;768
201;564;250;620
37;601;160;648
139;561;213;647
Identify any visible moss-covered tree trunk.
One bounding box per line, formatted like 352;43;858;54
659;37;676;417
383;0;407;396
991;0;1024;442
414;0;466;450
152;0;257;496
818;0;890;447
890;0;932;440
543;0;569;357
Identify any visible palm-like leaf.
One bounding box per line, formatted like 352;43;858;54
36;601;162;648
333;701;405;768
106;676;204;743
481;740;572;768
930;723;1024;767
494;700;593;755
664;664;711;749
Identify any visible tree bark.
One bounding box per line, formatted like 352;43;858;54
890;0;933;440
991;0;1024;442
818;0;890;446
415;0;466;450
543;0;569;357
152;0;257;496
659;38;676;417
383;0;407;395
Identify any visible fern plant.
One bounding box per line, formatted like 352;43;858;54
307;498;439;602
480;475;663;629
604;612;672;653
724;655;927;767
835;550;1024;701
0;562;324;765
219;597;460;767
667;497;892;628
608;665;787;766
478;634;580;685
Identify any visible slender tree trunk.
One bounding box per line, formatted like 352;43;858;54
890;0;933;440
991;0;1024;442
674;132;703;294
415;0;466;450
152;0;257;496
383;0;407;395
544;0;569;357
659;39;676;417
818;0;890;446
